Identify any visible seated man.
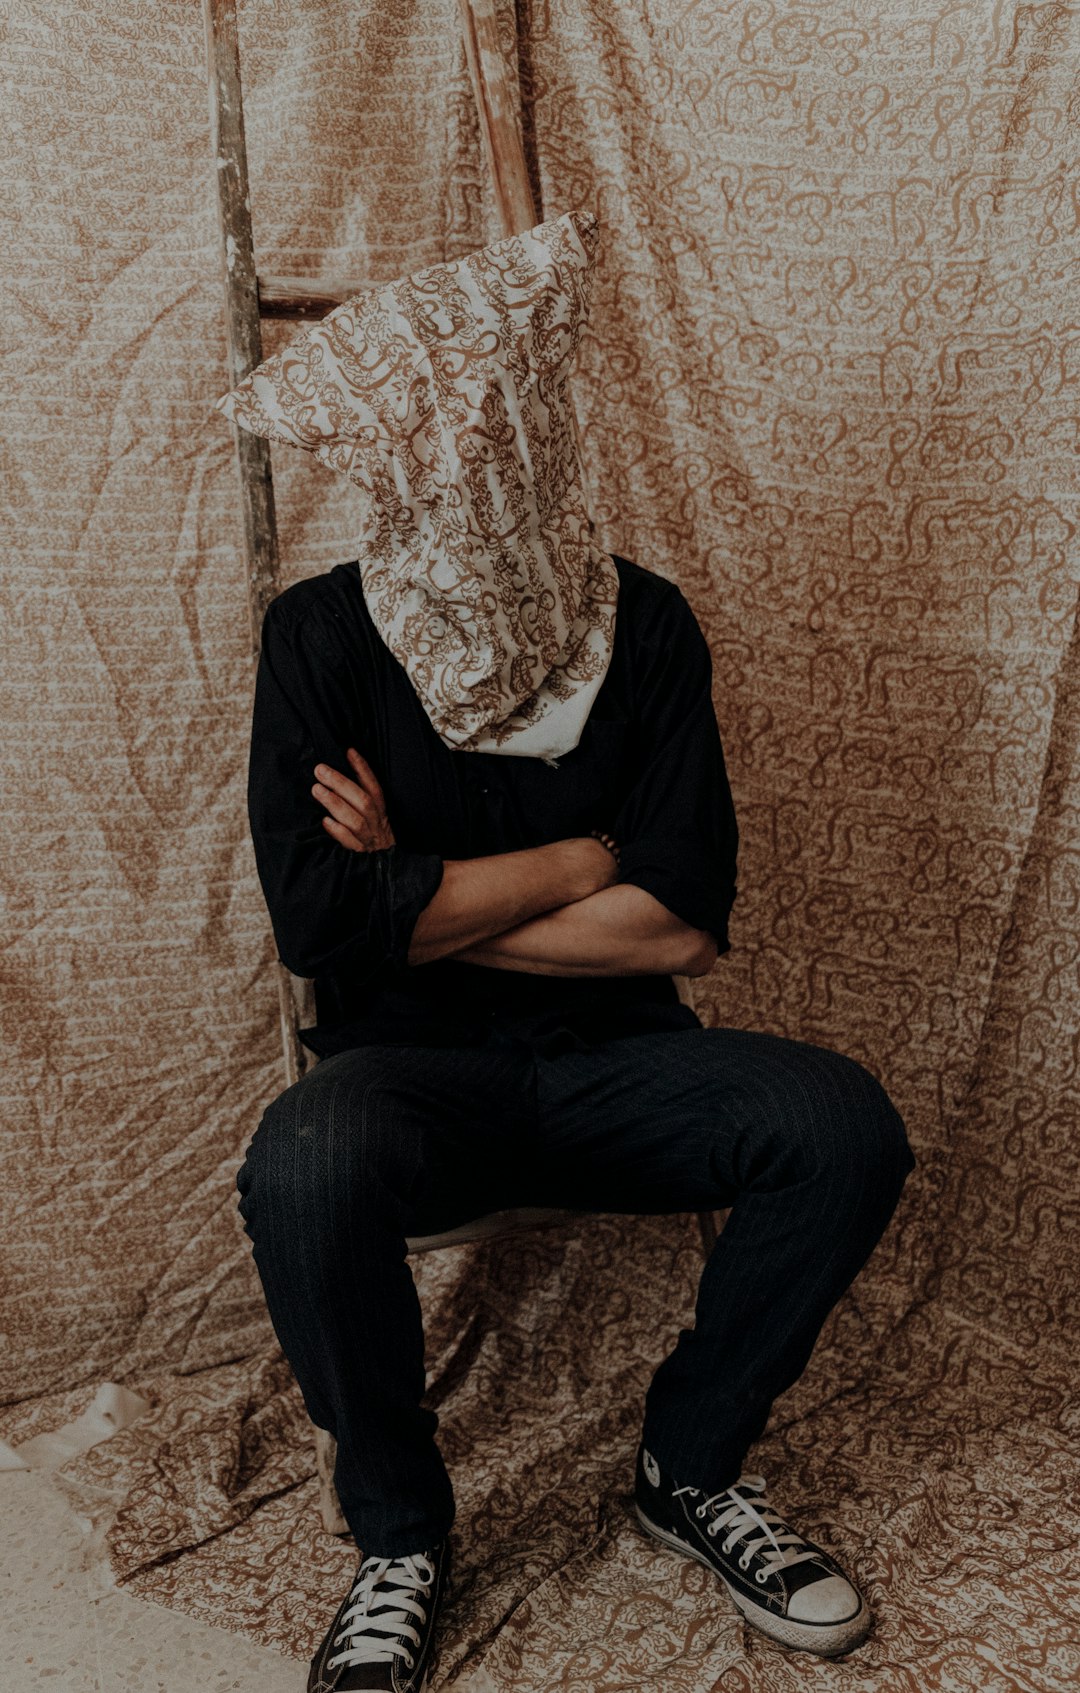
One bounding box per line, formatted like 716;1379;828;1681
237;546;915;1691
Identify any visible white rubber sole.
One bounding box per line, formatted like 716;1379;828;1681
634;1503;872;1658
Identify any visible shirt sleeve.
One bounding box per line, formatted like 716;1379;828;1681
610;581;739;954
246;595;445;983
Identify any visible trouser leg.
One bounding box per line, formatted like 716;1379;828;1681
532;1024;916;1488
235;1035;536;1556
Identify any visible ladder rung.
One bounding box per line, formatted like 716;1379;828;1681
258;274;377;320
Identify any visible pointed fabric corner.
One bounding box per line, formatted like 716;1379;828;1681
215;209;618;761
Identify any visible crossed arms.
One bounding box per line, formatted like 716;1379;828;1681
311;747;718;979
247;580;738;987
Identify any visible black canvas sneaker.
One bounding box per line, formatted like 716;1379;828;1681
634;1444;870;1657
308;1540;450;1692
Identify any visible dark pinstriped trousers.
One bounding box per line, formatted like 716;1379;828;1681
236;1022;915;1557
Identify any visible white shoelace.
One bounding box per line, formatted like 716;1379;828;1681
327;1551;436;1672
674;1475;823;1581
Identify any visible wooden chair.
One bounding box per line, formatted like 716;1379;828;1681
204;0;719;1536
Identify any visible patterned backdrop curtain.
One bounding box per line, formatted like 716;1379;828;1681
2;3;1077;1689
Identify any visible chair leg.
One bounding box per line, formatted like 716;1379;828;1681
314;1425;349;1536
696;1209;718;1257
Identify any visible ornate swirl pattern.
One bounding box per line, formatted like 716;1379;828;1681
215;209;619;760
2;0;1078;1689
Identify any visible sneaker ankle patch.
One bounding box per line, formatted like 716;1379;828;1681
642;1448;661;1488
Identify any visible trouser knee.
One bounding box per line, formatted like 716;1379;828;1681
766;1044;915;1236
236;1059;418;1251
236;1085;295;1246
819;1050;915;1222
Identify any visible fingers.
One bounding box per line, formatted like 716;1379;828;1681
312;777;376;841
346;746;387;808
312;752;395;851
313;759;376;813
320;814;368;853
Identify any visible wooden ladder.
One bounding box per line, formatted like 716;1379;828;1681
203;0;719;1536
202;0;580;1093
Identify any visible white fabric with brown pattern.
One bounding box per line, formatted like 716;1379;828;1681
215;209;618;763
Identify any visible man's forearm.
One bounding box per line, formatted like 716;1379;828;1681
406;838;616;967
444;883;717;977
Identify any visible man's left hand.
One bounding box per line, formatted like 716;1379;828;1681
311;748;396;852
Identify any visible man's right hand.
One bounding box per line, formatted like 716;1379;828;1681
312;747;396;851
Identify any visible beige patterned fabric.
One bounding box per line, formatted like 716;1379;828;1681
215;209;619;762
3;2;1079;1690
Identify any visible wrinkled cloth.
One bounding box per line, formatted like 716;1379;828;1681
5;0;1080;1686
216;210;619;762
246;551;739;1057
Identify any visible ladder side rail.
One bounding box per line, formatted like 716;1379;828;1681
203;0;281;647
458;0;539;236
204;0;310;1085
458;0;598;523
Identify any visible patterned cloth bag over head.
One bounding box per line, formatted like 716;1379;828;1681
214;208;617;764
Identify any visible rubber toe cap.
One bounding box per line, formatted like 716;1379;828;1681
787;1573;862;1623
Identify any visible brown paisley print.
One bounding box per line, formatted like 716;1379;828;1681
215;209;619;762
3;0;1079;1690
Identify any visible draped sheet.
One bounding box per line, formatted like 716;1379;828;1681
2;2;1077;1688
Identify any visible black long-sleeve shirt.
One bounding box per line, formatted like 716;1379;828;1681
247;552;739;1058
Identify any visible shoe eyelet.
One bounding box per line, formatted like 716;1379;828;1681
696;1505;707;1519
738;1555;751;1570
755;1568;768;1584
707;1522;718;1537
